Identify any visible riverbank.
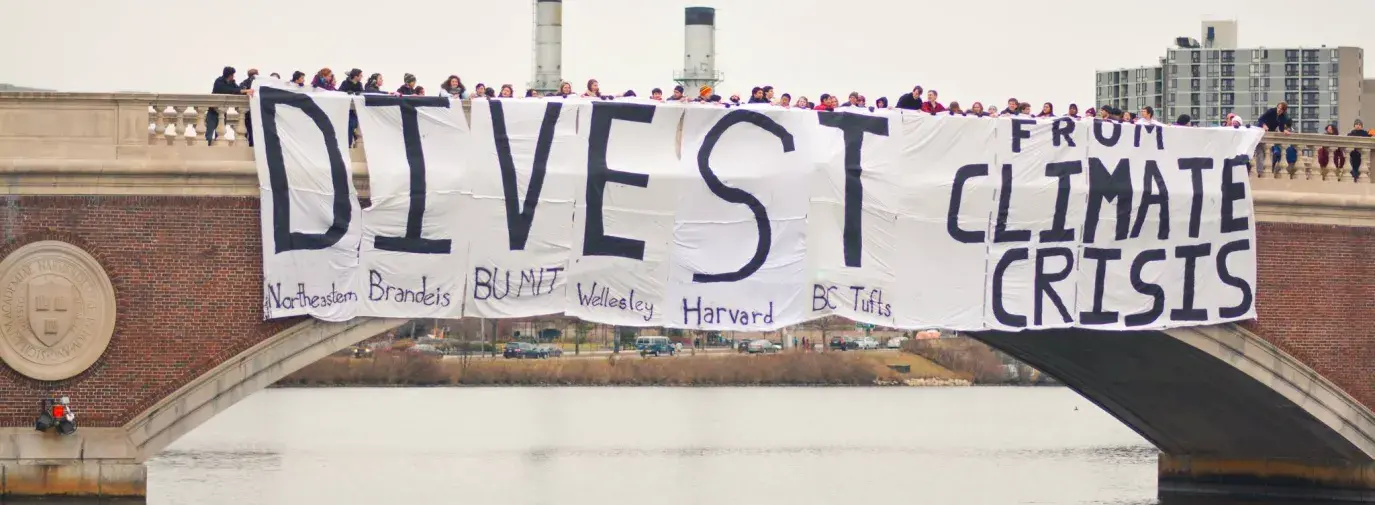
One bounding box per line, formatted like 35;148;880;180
276;351;970;387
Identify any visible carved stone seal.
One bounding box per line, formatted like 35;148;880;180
0;241;116;381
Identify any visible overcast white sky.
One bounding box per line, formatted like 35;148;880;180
3;0;1374;108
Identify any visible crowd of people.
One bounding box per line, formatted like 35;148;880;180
208;65;1375;179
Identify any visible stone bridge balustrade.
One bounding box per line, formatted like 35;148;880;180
1256;132;1375;183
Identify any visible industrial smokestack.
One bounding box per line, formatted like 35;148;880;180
674;7;722;93
530;0;563;95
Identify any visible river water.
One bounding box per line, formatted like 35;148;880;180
132;387;1298;504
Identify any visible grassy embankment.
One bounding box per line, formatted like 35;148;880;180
277;350;967;387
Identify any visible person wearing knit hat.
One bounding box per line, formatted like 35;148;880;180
699;85;712;98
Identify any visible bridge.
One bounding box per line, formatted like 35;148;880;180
0;91;1372;501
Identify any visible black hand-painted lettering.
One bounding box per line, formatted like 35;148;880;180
693;109;795;283
1131;160;1170;240
261;86;352;253
947;163;988;244
1010;119;1034;153
1221;155;1251;233
1051;118;1076;147
818;112;889;267
1216;239;1253;318
1178;157;1214;239
1084;158;1134;243
1079;248;1122;325
584;102;655;260
364;95;452;254
490;100;563;250
1033;247;1074;326
1040;161;1083;243
1170;243;1212;322
994;164;1031;243
1125;249;1166;327
1093;119;1121;147
991;247;1029;328
1134;124;1164;149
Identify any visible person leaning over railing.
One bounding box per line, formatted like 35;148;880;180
1349;120;1370;180
207;66;253;147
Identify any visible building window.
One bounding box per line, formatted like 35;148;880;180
1285;63;1299;76
1222;93;1235;105
1222;78;1234;91
1155;96;1162;108
1331;49;1339;60
1191;51;1201;63
1302;78;1319;90
1223;107;1234;117
1191;107;1201;119
1207;51;1219;62
1207;65;1219;76
1330;77;1339;88
1303;64;1319;75
1208;92;1219;103
1191;79;1201;91
1285;78;1299;89
1286;49;1299;62
1255;92;1268;103
1222;64;1234;77
1169;51;1178;62
1208;107;1219;118
1190;93;1201;106
1332;106;1341;117
1303;92;1318;103
1303;49;1319;62
1285;92;1299;103
1254;49;1268;59
1332;91;1339;102
1332;62;1340;73
1222;50;1235;63
1191;65;1201;77
1302;120;1319;133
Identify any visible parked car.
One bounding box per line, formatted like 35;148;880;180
637;336;676;357
503;342;544;359
829;336;850;351
746;339;781;354
536;344;563;358
852;336;879;350
886;336;909;349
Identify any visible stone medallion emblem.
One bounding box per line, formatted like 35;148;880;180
0;241;116;381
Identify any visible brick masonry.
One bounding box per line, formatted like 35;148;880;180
1242;221;1375;413
0;196;301;427
0;197;1370;427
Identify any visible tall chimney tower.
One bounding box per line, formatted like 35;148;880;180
529;0;563;95
674;7;722;94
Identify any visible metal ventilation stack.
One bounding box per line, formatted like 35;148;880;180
528;0;563;95
673;7;722;94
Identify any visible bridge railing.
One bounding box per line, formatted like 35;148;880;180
1256;133;1375;184
4;91;1375;185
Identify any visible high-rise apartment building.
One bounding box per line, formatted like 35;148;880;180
1095;21;1365;132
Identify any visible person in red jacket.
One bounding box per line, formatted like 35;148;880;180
921;90;946;113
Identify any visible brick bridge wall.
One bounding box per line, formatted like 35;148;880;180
0;198;1371;427
0;195;300;427
1242;221;1375;412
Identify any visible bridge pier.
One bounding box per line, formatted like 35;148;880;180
0;428;144;497
1158;455;1375;502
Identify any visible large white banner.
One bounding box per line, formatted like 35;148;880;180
254;84;363;322
462;98;582;318
355;94;468;319
252;80;1263;331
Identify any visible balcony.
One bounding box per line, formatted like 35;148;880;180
1;92;1374;212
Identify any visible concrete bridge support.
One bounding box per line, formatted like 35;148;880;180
975;325;1375;502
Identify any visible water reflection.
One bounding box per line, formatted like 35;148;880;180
5;387;1348;505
